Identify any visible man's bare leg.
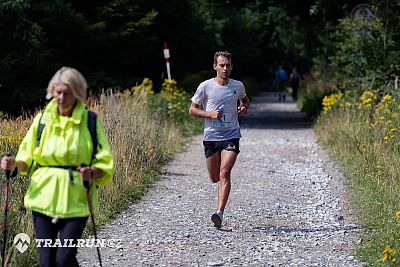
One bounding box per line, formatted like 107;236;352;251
217;150;237;213
206;150;237;227
206;151;221;183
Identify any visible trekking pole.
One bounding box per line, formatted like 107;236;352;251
83;180;103;267
1;163;11;267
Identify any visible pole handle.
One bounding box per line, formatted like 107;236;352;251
4;154;12;179
80;164;91;191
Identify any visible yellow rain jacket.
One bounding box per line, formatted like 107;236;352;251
16;99;114;218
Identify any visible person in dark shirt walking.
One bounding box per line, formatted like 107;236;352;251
289;67;301;102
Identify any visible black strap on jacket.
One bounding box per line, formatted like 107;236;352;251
37;110;98;154
87;110;98;164
36;165;77;185
27;110;99;181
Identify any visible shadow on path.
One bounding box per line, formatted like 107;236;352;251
240;91;314;130
249;224;359;235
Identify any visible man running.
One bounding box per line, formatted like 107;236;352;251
189;51;250;228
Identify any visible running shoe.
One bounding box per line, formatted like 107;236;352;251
211;211;223;228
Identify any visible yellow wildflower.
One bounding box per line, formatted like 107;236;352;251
322;92;342;113
395;211;400;221
382;94;393;104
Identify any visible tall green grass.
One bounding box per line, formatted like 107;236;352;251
91;91;184;225
316;91;400;266
0;117;37;266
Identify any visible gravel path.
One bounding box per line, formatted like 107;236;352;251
79;92;362;266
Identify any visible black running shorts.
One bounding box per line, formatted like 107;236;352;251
203;138;240;158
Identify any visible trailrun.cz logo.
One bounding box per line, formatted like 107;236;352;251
14;233;30;253
13;233;122;253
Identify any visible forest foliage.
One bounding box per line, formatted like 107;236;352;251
0;0;369;114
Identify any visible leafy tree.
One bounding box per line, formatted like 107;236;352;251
3;0;398;114
31;0;159;89
330;15;400;92
371;0;400;45
82;0;159;88
0;0;49;113
304;0;362;69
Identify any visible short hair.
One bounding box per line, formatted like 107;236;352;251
46;67;88;102
213;51;232;65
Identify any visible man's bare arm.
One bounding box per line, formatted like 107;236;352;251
188;102;222;119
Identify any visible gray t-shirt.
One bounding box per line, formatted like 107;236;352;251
191;78;247;141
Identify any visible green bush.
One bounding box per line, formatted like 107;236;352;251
241;77;266;97
178;71;213;93
297;69;338;118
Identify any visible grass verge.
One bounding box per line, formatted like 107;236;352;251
316;103;400;266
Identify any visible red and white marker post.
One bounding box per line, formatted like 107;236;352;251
163;42;172;81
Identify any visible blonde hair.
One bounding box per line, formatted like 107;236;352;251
46;67;88;102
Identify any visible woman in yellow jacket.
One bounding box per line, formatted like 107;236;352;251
1;67;114;267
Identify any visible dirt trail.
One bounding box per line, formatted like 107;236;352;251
79;92;362;266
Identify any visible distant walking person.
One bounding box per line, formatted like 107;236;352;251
290;67;301;101
276;65;287;101
189;51;250;228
